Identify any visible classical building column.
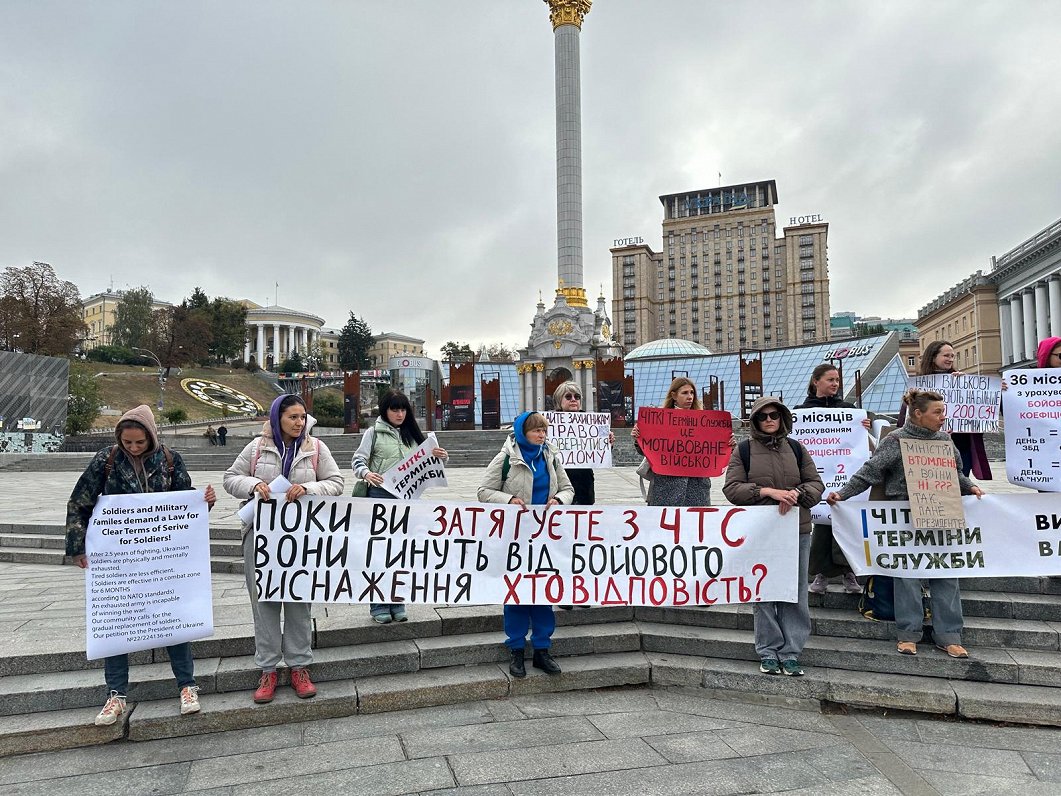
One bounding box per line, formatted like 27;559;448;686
286;326;295;358
999;301;1012;367
272;325;281;368
256;324;265;365
1036;282;1051;343
1010;294;1025;362
1023;288;1037;363
1050;277;1061;338
534;363;546;410
581;361;595;412
244;337;251;363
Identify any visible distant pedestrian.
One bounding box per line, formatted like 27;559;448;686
351;390;448;624
478;411;574;678
204;425;218;445
217;424;228;446
723;397;823;678
65;405;217;726
222;395;344;704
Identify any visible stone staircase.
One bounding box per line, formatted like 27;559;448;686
3;578;1061;758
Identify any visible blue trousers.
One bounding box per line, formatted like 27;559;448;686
504;605;555;650
104;642;194;696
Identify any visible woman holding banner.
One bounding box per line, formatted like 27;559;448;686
796;363;871;596
351;389;448;623
723;397;824;677
223;395;344;703
631;376;713;507
827;388;984;658
65;404;217;726
478;411;574;678
551;381;614;505
904;340;990;479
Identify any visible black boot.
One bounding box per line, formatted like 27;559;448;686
509;648;526;679
532;649;561;675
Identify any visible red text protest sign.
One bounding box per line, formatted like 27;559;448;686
636;408;733;477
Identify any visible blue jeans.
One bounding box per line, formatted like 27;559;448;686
104;642;195;696
367;485;402;617
895;577;963;646
504;605;556;650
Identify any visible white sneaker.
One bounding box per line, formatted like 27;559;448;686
180;685;201;715
94;691;126;726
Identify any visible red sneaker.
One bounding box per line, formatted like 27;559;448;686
254;670;278;703
291;667;317;699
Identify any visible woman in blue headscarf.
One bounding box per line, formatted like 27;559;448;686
478;411;574;678
223;395;344;703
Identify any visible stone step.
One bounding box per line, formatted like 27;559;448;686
0;651;652;757
0;622;641;719
0;548;65;565
635;603;1061;650
647;653;1061;727
637;621;1061;687
0;533;66;550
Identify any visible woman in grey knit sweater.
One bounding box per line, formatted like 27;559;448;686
826;389;983;658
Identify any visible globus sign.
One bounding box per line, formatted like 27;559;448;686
389;356;431;370
824;344;873;360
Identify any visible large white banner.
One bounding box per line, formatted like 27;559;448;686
831;494;1061;578
909;374;1002;434
250;497;799;606
381;433;448;499
84;491;214;659
1002;368;1061;492
791;408;871;524
543;411;612;468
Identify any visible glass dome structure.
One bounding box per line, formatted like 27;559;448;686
625;338;713;361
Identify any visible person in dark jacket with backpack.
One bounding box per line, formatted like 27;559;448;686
828;388;984;658
723;396;824;677
478;411;574;678
65;404;217;727
795;363;872;596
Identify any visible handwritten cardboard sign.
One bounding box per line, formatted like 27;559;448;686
543;411;612;468
909;374;1002;434
899;438;966;530
636;408;733;477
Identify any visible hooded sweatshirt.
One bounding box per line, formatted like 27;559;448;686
1038;337;1061;369
65;405;192;556
722;396;824;534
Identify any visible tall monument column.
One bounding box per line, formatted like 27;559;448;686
546;0;591;308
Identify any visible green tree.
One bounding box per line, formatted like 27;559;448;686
338;313;374;370
278;352;305;373
311;390;344;427
186;286;210;312
110;287;155;350
0;262;85;355
440;341;474;361
161;407;187;424
66;372;102;434
147;304;211;367
208;298;248;363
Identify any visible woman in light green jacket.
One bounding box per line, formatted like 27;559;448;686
351;390;448;623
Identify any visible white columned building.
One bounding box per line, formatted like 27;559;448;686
991;217;1061;367
240;302;326;371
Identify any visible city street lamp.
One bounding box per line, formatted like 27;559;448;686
132;347;166;411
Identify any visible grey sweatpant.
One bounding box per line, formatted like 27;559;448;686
243;533;313;670
754;533;811;662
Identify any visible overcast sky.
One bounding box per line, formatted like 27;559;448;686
3;1;1060;358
